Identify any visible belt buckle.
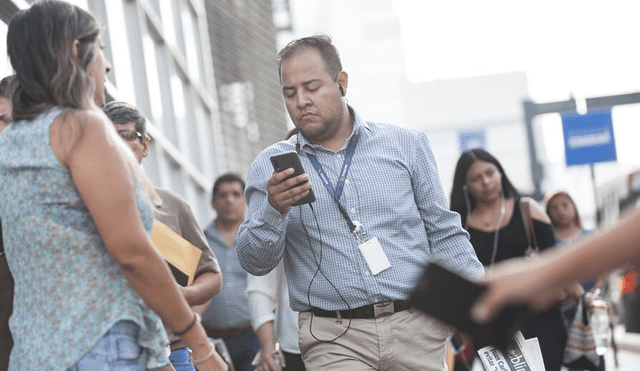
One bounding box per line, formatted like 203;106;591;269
373;301;394;317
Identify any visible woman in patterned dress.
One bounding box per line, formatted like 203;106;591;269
0;1;225;370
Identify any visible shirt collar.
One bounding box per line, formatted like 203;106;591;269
298;106;370;154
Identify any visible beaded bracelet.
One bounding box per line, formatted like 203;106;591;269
174;312;198;337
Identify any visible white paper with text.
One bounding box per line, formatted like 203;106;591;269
477;331;545;371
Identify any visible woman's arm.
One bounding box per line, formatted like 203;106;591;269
472;206;640;323
52;109;226;369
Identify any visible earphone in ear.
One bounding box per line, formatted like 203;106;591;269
339;85;345;96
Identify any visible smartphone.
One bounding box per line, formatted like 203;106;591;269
270;151;316;206
409;262;534;351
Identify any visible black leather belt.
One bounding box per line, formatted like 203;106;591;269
310;300;410;319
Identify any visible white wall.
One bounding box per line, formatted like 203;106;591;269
403;72;532;200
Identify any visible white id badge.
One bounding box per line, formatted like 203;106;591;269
358;237;391;275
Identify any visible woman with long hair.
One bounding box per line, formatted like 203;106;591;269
0;1;225;370
546;190;607;371
545;191;594;245
545;190;606;297
450;148;568;371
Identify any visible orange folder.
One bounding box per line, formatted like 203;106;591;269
151;219;202;286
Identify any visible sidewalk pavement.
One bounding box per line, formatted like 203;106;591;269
606;325;640;371
615;328;640;353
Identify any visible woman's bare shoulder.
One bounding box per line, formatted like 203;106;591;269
523;197;551;224
65;107;109;126
50;107;111;165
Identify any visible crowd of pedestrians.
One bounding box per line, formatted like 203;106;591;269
0;1;638;371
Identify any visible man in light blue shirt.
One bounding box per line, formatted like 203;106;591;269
202;173;260;371
236;34;483;370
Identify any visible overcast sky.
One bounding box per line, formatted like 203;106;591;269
392;0;640;103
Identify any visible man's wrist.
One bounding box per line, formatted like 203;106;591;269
263;199;289;228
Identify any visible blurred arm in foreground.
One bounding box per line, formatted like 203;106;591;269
472;207;640;323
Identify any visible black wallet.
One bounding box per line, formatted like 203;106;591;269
408;262;534;351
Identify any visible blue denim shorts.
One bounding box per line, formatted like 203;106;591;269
69;320;147;371
169;347;196;371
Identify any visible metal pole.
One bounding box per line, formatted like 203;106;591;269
591;163;600;225
522;101;544;200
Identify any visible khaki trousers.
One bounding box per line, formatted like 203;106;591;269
298;308;451;371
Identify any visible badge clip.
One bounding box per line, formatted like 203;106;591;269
351;220;365;244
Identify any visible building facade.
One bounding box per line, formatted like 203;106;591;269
0;0;288;224
205;0;288;177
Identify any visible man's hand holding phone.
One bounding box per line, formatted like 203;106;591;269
268;151;316;214
267;169;313;214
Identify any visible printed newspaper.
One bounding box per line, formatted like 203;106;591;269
475;331;545;371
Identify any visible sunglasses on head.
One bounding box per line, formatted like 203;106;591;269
117;129;143;142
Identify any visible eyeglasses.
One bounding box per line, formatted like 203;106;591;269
117;129;143;142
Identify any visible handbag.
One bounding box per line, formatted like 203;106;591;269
522;198;583;311
519;197;539;257
563;295;601;370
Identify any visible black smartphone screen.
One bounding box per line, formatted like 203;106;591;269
270;151;316;206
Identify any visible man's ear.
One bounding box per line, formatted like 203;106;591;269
336;71;348;95
142;135;150;158
72;39;80;60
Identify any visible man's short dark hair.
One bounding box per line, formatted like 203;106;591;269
277;33;342;82
103;100;147;137
212;173;245;199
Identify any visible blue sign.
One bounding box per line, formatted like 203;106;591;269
561;109;617;166
459;130;486;152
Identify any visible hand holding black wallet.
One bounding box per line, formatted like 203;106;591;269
408;262;534;351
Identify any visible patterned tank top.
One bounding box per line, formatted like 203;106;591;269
0;108;168;370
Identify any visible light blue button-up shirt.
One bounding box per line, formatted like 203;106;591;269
202;222;253;330
236;108;483;311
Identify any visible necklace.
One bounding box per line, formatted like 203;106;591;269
480;198;506;228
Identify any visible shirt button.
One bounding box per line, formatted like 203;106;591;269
351;208;356;213
278;217;283;223
268;242;273;247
